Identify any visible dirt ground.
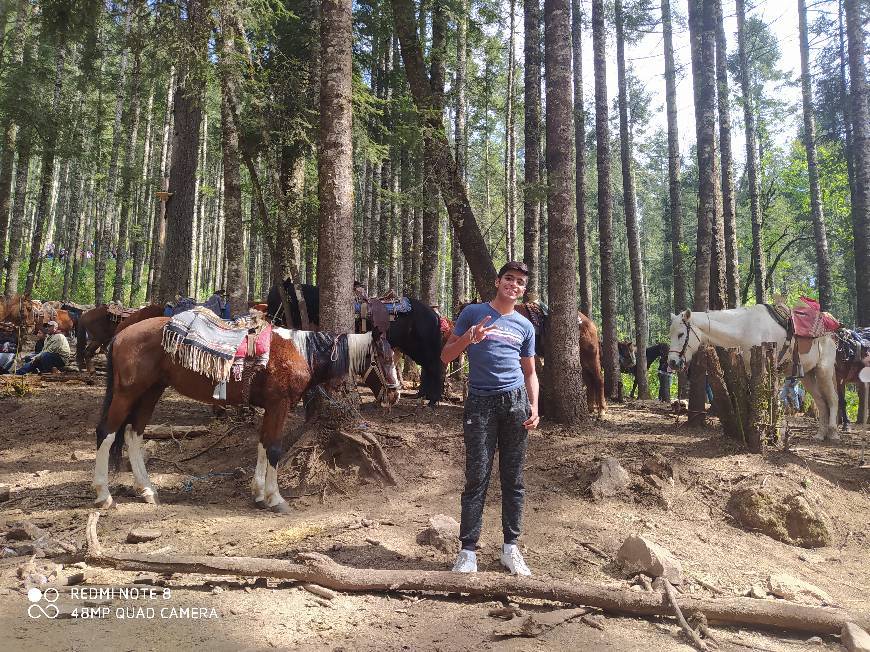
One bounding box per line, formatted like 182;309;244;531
1;369;869;652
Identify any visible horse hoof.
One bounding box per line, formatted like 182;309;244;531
94;496;113;509
812;433;826;442
269;501;292;514
827;432;842;442
254;500;268;510
142;493;158;505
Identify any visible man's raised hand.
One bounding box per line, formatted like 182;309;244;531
467;315;497;344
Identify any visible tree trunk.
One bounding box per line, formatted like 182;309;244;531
113;42;143;302
615;0;650;400
62;153;85;301
736;0;765;305
504;0;517;262
796;0;832;311
452;3;468;309
689;0;717;423
95;3;134;305
130;85;155;304
662;0;686;316
412;156;423;296
715;0;739;308
370;159;382;294
420;0;446;307
317;0;354;333
0;0;30;291
4;127;31;296
392;0;497;300
845;0;870;326
147;67;175;303
523;0;542;297
838;0;856;204
24;45;65;296
157;3;208;303
592;0;619;400
572;0;591;316
543;0;586;423
219;5;247;318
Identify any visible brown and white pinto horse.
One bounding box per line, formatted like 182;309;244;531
93;317;400;513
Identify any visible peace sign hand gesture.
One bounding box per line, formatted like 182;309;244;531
466;315;497;344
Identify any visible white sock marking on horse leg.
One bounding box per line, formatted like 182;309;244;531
126;431;156;501
264;463;284;507
93;432;115;506
251;443;267;503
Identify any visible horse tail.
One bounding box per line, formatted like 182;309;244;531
96;341;125;471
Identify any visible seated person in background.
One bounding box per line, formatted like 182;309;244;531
0;339;17;374
16;321;70;375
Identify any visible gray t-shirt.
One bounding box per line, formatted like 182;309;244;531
454;302;535;396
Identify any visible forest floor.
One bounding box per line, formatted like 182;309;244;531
1;366;869;652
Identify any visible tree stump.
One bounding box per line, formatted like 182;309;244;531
702;344;780;453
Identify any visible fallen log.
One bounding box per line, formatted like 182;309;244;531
84;514;865;636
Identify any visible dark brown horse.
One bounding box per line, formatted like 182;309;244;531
76;304;165;371
93;317;400;512
836;356;869;430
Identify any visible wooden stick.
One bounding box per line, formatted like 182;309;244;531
81;511;867;637
662;578;707;650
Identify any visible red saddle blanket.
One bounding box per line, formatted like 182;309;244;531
791;297;840;338
234;324;272;358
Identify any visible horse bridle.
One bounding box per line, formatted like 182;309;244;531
361;342;400;404
670;314;709;367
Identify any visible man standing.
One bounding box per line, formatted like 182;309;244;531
16;321;70;374
441;261;539;576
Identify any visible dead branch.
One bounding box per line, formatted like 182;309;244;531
82;513;867;637
663;578;708;650
143;424;210;440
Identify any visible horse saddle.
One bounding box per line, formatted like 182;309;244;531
355;296;411;322
835;327;870;363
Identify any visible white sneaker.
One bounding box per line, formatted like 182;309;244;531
452;550;477;573
500;544;532;576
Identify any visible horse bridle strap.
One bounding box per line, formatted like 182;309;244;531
670;313;710;364
361;350;400;402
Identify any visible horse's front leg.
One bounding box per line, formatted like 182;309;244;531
257;399;292;513
127;385;165;504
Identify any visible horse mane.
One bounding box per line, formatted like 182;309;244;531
281;328;370;385
348;333;372;376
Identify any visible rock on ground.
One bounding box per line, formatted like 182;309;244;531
842;623;870;652
616;535;684;585
127;529;163;544
590;457;631;499
726;488;831;548
766;573;834;606
416;514;460;554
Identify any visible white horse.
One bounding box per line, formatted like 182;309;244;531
667;306;839;441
